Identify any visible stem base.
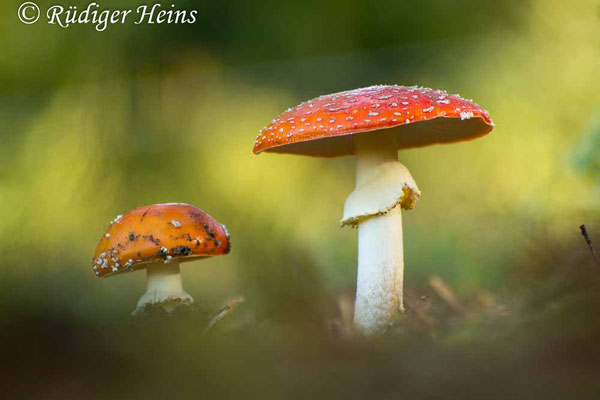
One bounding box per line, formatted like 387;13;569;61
353;205;404;334
135;260;194;313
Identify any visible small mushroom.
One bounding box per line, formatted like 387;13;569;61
254;85;494;334
92;203;231;314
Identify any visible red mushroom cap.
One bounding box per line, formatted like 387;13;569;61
253;85;494;157
92;203;230;278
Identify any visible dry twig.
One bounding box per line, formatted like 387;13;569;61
206;296;245;331
429;275;467;314
580;224;600;267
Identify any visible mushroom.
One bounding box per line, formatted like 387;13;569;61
253;85;494;334
92;203;231;314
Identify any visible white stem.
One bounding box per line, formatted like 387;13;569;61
353;134;405;334
355;134;399;186
355;206;404;333
136;260;194;311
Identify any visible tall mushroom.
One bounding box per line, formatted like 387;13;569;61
92;203;231;314
253;85;494;334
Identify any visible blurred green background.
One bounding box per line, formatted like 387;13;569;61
3;0;600;398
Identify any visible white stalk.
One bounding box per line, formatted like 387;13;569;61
355;134;400;187
355;205;404;333
135;260;193;312
347;133;417;334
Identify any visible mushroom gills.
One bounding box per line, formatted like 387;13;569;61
343;133;420;333
135;260;193;312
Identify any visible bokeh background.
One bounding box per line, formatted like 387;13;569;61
3;0;600;398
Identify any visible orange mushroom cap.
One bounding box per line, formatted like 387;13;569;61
92;203;230;278
253;85;494;157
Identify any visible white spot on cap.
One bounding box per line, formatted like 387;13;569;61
460;111;474;120
171;220;182;228
423;106;434;113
